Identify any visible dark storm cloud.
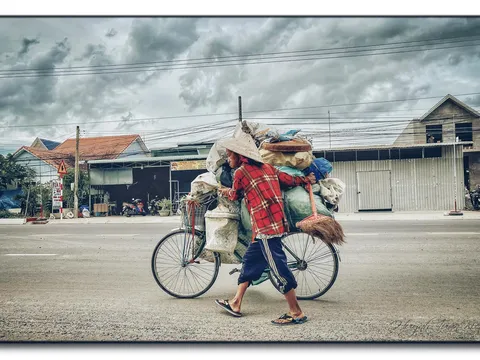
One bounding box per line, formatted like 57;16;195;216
105;28;117;38
80;43;107;60
54;41;133;122
125;18;200;63
448;53;464;66
18;37;39;57
1;17;479;148
464;94;480;108
0;36;130;138
178;18;305;111
30;37;70;70
29;37;71;105
178;17;480;121
0;37;71;117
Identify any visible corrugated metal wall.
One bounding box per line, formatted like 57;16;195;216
90;168;133;185
357;170;392;210
331;145;464;212
331;161;358;213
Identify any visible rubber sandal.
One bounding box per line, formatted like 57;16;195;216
215;299;242;317
271;313;308;325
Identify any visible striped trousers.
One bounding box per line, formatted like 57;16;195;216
237;237;297;294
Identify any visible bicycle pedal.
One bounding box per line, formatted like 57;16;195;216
229;268;240;275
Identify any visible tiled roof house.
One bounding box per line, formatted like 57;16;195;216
12;134;149;184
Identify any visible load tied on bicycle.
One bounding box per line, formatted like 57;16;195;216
151;120;346;310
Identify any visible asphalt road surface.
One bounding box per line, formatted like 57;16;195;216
1;220;479;342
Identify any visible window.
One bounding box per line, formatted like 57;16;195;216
325;152;334;162
356;150;379;161
424;147;442;158
455;122;472;142
399;148;423;159
334;151;356;162
379;150;390;160
390;149;400;159
426;124;442;143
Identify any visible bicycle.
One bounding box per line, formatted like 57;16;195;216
151;196;341;300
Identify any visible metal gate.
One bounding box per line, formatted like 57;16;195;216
357;170;392;210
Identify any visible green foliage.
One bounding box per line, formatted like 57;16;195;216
61;168;90;208
0;153;35;189
14;183;52;217
0;210;24;218
159;198;172;211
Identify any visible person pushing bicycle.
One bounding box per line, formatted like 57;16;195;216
215;132;317;325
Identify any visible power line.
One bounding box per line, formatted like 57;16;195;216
2;33;480;75
10;129;477;166
1;41;479;79
1;92;479;129
0;113;237;129
4;38;480;75
243;92;480;114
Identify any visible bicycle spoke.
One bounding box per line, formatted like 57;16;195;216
152;230;219;298
186;267;211;293
305;247;335;262
272;232;338;299
304;267;329;288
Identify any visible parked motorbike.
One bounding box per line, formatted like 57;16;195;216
470;187;480;210
148;196;161;216
122;198;147;217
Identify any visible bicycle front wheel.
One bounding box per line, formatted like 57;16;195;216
151;229;220;298
268;232;339;300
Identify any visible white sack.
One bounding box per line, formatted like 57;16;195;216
318;178;346;205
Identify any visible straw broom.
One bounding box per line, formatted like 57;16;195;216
296;183;346;245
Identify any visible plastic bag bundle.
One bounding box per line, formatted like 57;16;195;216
190;172;219;196
233;120;271;147
215;163;234;188
206;142;227;173
318;178;346;206
216;194;240;215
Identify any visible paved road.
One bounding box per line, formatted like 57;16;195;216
0;220;479;342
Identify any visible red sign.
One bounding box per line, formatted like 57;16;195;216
57;160;67;176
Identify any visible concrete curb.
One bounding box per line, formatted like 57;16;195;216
45;216;182;225
36;211;480;225
0;218;25;225
335;211;480;221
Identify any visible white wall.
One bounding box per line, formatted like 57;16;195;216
119;139;149;158
14;151;58;184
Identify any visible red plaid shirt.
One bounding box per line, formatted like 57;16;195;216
227;162;308;240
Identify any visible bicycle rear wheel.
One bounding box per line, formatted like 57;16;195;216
151;229;220;298
268;232;339;300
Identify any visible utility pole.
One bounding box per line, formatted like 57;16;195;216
448;114;463;216
74;126;80;218
328;110;332;149
238;96;242;123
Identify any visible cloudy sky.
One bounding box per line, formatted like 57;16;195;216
1;16;480;155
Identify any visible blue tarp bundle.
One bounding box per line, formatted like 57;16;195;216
302;157;333;181
0;189;23;210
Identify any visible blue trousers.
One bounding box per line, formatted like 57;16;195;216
237;237;297;294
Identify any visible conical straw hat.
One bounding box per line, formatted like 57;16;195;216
218;131;264;164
